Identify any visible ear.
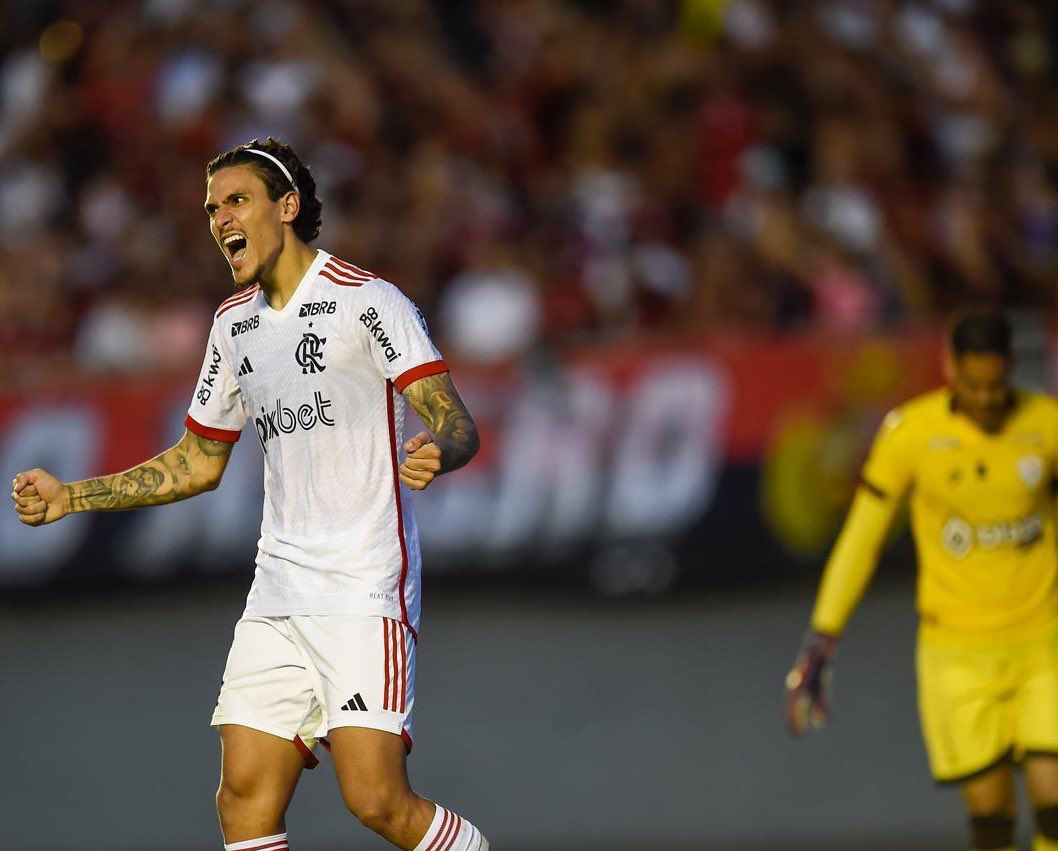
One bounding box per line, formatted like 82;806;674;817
942;349;955;384
279;191;301;225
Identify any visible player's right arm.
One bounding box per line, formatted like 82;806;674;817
11;430;234;526
785;408;914;735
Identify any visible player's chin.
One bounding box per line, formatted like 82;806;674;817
226;254;257;287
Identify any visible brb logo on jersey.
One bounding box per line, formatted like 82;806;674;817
230;315;260;337
254;391;335;451
295;332;327;374
197;345;223;404
359;307;402;363
299;301;336;318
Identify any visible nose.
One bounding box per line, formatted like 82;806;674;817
214;208;235;230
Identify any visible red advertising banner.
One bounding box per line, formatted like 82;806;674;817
0;330;953;590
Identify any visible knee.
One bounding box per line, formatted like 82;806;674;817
970;814;1016;850
1037;805;1058;840
216;771;275;822
344;788;413;837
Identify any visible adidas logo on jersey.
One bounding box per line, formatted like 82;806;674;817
237;357;254;376
340;693;368;712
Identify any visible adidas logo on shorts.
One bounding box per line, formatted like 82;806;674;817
340;693;368;712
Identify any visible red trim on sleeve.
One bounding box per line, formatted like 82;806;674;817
184;414;241;443
393;360;448;392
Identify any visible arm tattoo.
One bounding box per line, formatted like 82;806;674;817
189;433;232;457
65;430;234;513
402;372;480;473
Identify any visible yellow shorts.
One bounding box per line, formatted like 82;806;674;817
917;622;1058;783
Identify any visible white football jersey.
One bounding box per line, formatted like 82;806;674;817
185;250;446;633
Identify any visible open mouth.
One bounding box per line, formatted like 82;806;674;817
223;232;248;265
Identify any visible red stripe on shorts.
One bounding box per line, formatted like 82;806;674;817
390;619;399;712
385;618;393;711
399;622;408;713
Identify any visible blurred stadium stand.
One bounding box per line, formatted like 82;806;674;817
1;0;1057;848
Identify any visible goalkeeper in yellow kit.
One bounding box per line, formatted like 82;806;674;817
786;310;1058;851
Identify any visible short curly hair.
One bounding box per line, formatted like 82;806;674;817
206;137;322;243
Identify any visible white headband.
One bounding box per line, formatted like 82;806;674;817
245;148;299;193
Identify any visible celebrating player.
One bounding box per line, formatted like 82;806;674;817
11;138;490;851
785;310;1058;851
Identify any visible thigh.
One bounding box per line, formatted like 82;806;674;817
1025;756;1058;808
327;725;414;806
917;638;1013;783
219;723;305;801
213;616;322;763
960;762;1017;817
291;615;416;752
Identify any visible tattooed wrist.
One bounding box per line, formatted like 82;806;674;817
67;465;173;512
435;435;478;473
402;372;479;474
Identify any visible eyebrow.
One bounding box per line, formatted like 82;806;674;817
204;191;247;214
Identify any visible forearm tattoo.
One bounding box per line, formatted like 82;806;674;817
65;433;232;512
402;372;480;473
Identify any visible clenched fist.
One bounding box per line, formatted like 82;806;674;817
11;468;68;526
399;431;442;491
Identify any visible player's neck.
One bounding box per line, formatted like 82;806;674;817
258;241;318;310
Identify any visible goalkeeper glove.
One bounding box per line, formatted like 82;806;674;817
784;630;838;736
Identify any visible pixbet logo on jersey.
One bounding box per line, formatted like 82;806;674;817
295;332;327;374
196;345;223;404
359;307;402;363
254;390;335;451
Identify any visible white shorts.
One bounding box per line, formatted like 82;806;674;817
211;615;416;766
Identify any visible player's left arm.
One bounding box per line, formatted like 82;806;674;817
399;371;479;491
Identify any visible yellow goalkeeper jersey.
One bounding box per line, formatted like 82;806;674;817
811;388;1058;639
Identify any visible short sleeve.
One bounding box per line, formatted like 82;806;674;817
357;279;446;390
860;408;914;499
184;323;248;442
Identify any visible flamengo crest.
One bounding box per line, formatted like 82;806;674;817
295;332;327;374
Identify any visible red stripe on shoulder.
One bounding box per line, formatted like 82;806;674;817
394;360;448;392
328;255;374;278
215;284;259;317
323;264;374;283
323;260;370;281
184;414;241;443
320;268;366;288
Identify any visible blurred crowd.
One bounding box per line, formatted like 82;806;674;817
0;0;1056;375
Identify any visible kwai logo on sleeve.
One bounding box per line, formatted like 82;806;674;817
359;307;402;363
